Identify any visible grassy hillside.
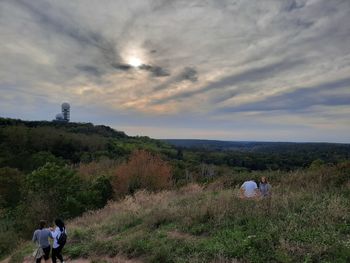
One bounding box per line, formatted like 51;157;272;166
0;118;176;259
7;164;350;263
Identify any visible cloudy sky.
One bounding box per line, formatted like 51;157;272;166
1;0;350;142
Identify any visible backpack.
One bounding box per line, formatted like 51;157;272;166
57;228;67;246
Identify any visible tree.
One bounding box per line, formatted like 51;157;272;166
16;163;113;235
113;150;172;196
23;163;80;220
309;159;325;170
0;167;23;208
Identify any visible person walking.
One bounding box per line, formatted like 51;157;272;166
32;220;52;263
51;218;67;263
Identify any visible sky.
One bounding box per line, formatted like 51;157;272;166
1;0;350;143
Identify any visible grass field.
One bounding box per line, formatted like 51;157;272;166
7;167;350;263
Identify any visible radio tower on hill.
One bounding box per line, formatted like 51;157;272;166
54;102;70;122
61;102;70;122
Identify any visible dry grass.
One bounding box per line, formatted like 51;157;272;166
8;166;350;262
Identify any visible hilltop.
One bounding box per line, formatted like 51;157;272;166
0;117;175;172
0;118;128;139
6;164;350;263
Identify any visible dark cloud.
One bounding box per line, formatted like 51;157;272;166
111;63;170;76
139;64;170;77
111;63;132;71
152;67;198;91
181;67;198;82
152;60;303;104
75;65;102;76
285;0;306;12
218;77;350;113
151;66;170;77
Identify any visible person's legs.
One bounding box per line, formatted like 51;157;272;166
52;247;64;263
56;246;64;262
42;246;51;262
36;246;50;263
52;247;57;263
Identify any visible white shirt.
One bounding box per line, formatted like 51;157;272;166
51;227;67;248
241;180;258;197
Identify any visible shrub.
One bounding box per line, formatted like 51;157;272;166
17;163;113;235
23;163;81;220
0;229;19;258
113;150;172;196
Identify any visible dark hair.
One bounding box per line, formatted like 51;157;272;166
39;220;46;229
55;218;65;231
260;176;268;184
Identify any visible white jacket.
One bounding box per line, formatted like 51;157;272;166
51;227;67;248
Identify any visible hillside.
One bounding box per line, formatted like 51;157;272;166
0;118;128;138
0;117;176;172
1;117;350;262
6;165;350;263
0;117;176;260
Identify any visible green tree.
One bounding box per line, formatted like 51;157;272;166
29;151;65;171
0;167;23;208
23;163;81;222
309;159;325;170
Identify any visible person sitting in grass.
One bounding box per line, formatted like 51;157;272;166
258;176;272;198
240;180;260;199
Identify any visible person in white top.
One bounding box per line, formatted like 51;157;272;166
240;180;260;199
50;218;67;263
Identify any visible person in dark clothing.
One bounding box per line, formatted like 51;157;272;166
32;220;52;263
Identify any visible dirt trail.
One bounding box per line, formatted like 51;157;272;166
5;255;143;263
0;258;10;263
70;257;143;263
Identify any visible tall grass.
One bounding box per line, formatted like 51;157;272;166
8;165;350;262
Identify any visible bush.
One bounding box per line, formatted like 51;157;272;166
113;150;172;196
0;229;19;258
17;163;113;234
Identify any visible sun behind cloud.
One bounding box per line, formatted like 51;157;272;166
128;56;142;67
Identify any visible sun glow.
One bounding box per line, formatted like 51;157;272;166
128;56;142;67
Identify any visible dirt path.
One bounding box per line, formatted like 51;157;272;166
0;257;10;263
7;255;143;263
70;256;143;263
